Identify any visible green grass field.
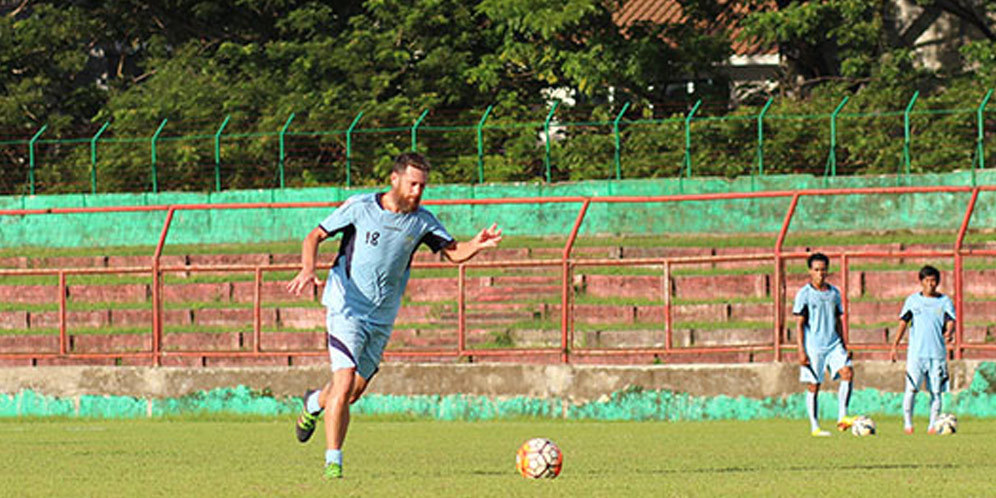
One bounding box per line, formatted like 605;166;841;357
2;416;992;497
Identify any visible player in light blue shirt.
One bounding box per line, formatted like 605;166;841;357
286;153;503;479
793;253;855;436
889;265;955;435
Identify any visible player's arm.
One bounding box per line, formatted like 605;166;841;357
833;292;850;358
287;226;330;295
442;223;503;264
836;314;847;349
943;315;955;344
890;314;910;363
792;290;808;365
943;297;956;345
795;315;808;366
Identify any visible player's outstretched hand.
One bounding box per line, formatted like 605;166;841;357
287;270;321;296
473;223;503;250
889;347;898;363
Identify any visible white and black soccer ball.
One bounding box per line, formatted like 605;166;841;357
934;413;957;435
851;416;876;436
515;437;563;479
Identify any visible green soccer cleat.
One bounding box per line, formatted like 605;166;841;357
323;463;343;480
295;389;320;443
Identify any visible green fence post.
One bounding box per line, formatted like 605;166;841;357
278;113;296;189
544;101;560;183
214;115;231;192
902;91;920;182
89;121;110;195
476;105;493;184
150;119;168;194
823;96;850;182
411;109;429;152
974;88;993;186
756;98;774;178
683;100;702;178
613;102;631;180
345;111;364;188
27;124;47;196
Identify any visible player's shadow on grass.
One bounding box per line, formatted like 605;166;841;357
470;470;509;476
637;462;962;476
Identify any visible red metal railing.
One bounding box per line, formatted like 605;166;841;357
1;185;993;365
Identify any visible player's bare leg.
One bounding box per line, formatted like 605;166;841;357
321;367;356;479
836;366;855;431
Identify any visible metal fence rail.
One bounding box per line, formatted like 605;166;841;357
1;185;993;365
1;91;995;195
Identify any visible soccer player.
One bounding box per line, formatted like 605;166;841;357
793;252;855;437
286;152;503;479
889;265;955;435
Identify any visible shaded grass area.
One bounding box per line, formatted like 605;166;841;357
0;417;992;496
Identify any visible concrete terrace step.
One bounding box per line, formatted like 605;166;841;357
1;325;991;358
8;240;996;270
4;298;996;333
436;311;542;324
0;330;329;354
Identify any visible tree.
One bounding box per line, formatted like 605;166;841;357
740;0;996;95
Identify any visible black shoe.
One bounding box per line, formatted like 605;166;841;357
295;389;320;443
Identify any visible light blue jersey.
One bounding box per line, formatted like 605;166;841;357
318;193;453;325
900;292;955;361
792;283;843;354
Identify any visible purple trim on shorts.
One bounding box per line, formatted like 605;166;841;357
906;372;919;392
327;333;356;365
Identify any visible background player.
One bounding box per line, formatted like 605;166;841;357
793;252;855;436
889;265;955;434
286;152;503;479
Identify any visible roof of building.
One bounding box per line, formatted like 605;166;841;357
614;0;777;57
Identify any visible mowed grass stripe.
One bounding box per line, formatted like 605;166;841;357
0;417;991;496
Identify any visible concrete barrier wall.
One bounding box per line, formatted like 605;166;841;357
2;170;995;248
2;362;995;420
0;361;985;400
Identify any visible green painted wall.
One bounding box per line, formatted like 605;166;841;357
3;363;995;420
1;171;995;249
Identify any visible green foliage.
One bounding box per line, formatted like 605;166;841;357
2;1;996;194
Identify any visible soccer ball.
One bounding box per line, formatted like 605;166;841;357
515;438;563;479
850;416;876;436
934;413;957;435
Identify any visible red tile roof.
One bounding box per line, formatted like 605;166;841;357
614;0;777;56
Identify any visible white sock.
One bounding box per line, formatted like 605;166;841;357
929;392;942;428
306;390;323;415
807;391;820;431
325;449;342;467
902;388;916;429
837;381;851;421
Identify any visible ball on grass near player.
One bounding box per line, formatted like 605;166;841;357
515;438;563;479
934;413;957;435
850;416;876;436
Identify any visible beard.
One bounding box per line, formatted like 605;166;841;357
396;195;420;213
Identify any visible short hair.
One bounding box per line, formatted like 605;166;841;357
919;265;941;282
807;252;830;268
392;152;430;174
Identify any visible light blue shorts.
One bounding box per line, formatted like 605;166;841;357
906;358;949;393
800;343;852;384
326;311;392;380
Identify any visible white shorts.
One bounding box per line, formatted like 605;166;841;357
326;311;392;380
906;358;949;393
800;343;851;384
